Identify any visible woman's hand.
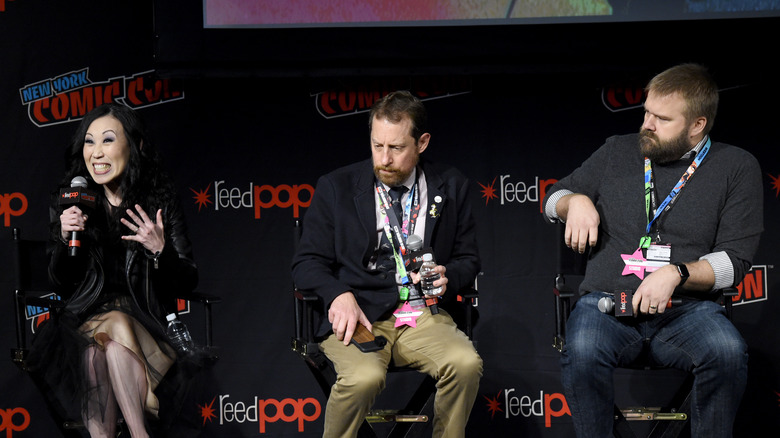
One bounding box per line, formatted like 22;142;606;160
121;205;165;254
60;206;88;241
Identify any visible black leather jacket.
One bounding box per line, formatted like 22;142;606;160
48;199;198;330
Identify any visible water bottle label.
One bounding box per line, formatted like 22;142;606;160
421;272;442;295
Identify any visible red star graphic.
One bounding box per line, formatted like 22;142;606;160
478;177;498;205
191;184;213;212
199;396;217;426
769;173;780;197
483;390;504;419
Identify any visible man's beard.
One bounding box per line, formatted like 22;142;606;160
639;128;693;164
374;153;418;186
374;165;414;187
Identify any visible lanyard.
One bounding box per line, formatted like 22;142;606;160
640;138;711;248
376;180;421;295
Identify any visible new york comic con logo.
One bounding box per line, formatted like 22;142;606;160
19;68;184;127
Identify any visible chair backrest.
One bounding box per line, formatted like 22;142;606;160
12;228;59;357
13;228;52;293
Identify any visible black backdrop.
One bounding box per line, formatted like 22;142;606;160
1;1;778;437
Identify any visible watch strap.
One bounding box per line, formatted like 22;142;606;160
673;262;689;286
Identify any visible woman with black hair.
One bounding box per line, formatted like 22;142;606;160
30;103;197;437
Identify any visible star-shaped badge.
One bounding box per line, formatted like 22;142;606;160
393;301;424;328
621;249;665;279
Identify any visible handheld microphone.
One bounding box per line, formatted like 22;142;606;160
598;293;682;317
58;176;97;256
404;234;425;271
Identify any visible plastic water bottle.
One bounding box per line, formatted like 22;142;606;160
166;313;194;354
420;253;442;296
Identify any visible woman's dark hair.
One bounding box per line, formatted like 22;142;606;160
61;103;176;231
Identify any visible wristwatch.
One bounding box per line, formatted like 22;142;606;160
673;262;689;286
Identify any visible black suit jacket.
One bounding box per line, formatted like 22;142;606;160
292;158;481;337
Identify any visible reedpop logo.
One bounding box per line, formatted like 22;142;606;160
191;181;314;219
0;192;28;227
477;175;557;213
0;408;30;437
198;394;321;433
484;389;571;427
769;173;780;197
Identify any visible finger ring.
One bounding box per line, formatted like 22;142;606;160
133;226;139;233
649;305;658;309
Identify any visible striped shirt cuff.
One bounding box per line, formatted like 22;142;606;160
544;189;574;222
700;251;734;291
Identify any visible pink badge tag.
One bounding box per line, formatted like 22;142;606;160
621;248;666;279
393;301;423;328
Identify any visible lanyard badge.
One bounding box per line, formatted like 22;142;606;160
639;138;710;248
626;138;711;278
376;181;420;301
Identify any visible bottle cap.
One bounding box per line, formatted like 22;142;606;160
166;313;177;322
422;253;433;261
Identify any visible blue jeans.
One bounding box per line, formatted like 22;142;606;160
561;292;748;438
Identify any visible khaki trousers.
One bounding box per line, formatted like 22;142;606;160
320;306;482;438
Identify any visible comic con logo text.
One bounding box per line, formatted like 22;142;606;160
732;265;769;306
192;181;314;219
19;68;184;127
313;77;471;119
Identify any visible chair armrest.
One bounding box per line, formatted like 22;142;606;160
553;274;575;352
176;290;222;305
174;290;221;349
294;288;320;302
458;288;479;303
721;286;738;320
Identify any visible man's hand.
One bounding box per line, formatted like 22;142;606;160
410;264;448;297
559;194;600;253
328;291;372;345
632;264;679;315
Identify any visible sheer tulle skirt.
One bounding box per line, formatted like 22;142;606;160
81;309;176;418
27;296;176;425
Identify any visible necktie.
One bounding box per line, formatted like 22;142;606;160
389;186;408;220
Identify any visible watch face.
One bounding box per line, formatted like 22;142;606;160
675;263;689;283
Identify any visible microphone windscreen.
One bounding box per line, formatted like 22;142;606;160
597;296;613;314
407;234;422;251
71;176;88;188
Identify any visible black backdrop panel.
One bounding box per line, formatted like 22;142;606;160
1;1;778;437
